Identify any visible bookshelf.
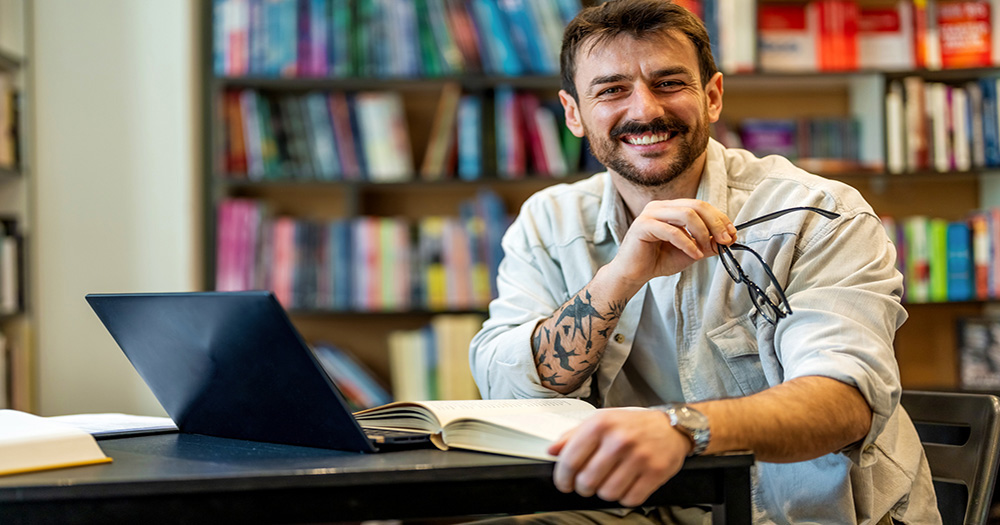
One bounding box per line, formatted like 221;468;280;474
0;0;29;411
203;0;1000;398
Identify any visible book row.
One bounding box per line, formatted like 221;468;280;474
212;0;580;78
311;342;392;410
215;190;509;311
387;313;484;402
881;208;1000;304
711;116;862;166
758;0;1000;72
886;75;1000;174
220;87;599;182
214;0;1000;79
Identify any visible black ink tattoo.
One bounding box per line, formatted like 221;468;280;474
552;332;578;371
606;300;626;322
554;293;605;341
540;372;567;386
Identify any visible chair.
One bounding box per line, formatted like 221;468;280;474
901;390;1000;525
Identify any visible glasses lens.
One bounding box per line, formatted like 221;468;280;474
718;247;742;282
748;285;781;324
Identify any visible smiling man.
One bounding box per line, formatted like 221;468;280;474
468;1;940;523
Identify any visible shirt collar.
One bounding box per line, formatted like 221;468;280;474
595;138;730;246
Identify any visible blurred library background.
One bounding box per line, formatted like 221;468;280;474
2;0;1000;455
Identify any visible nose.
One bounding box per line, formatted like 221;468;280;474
626;84;666;123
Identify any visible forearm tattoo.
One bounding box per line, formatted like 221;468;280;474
532;289;627;391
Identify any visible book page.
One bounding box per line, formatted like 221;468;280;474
0;410;112;476
355;398;594;431
48;413;178;437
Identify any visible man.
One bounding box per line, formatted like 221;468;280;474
468;0;940;523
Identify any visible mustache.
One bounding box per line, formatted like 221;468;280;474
610;117;689;141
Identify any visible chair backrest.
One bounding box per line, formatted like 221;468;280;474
901;390;1000;525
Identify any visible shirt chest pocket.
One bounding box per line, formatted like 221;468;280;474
705;316;771;397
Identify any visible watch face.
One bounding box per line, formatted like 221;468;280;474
676;406;709;431
669;405;710;456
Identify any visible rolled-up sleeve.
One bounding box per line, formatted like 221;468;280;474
775;209;907;467
469;208;593;400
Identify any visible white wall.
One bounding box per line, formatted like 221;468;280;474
32;0;200;415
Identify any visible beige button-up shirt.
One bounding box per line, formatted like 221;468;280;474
469;139;940;523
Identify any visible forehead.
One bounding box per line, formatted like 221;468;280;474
574;31;700;85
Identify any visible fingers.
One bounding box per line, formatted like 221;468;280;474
551;410;687;507
631;216;707;260
637;199;737;254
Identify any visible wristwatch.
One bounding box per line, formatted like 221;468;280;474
654;403;711;456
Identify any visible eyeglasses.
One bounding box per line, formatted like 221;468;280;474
717;207;840;324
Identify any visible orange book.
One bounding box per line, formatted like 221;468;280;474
937;1;992;68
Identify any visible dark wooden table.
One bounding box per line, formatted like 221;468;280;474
0;433;753;524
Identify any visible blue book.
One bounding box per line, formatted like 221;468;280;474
947;221;973;302
248;0;267;75
346;94;370;179
304;93;341;180
329;0;354;77
496;0;554;74
554;0;583;24
330;219;354;310
457;94;483;181
702;0;720;70
468;0;523;76
980;77;1000;167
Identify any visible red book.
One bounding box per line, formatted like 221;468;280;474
937;0;992;68
673;0;703;19
858;4;915;70
224;91;248;174
809;0;859;71
969;212;990;300
759;3;816;71
327;92;361;180
270;217;297;308
517;92;548;176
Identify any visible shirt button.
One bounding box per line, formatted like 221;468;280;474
614;334;625;343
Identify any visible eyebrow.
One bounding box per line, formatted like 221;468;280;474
586;66;697;94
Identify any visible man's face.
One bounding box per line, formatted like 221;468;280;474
560;31;722;188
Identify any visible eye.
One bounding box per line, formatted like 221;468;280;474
656;80;686;90
597;86;624;97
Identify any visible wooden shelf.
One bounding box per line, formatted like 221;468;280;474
214;74;564;92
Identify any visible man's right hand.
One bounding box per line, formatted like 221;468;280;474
606;199;737;297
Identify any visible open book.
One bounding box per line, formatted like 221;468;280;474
354;398;598;461
1;409;113;476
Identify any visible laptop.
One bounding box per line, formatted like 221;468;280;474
85;291;431;452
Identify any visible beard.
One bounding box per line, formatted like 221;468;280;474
584;110;711;188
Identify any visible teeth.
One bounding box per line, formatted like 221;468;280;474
625;133;672;145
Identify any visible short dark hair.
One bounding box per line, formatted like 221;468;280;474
560;0;718;101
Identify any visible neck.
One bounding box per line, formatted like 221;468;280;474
612;154;706;222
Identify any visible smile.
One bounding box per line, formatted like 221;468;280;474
622;132;676;145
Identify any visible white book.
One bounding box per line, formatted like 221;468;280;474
885;81;906;174
966;81;986;168
951;86;971;172
354;398;601;461
0;410;112;476
928;83;950;172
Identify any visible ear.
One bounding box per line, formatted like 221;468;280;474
559;89;585;138
704;72;724;123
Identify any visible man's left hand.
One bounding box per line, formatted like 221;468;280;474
547;408;691;507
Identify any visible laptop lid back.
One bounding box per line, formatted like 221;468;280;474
85;291;376;452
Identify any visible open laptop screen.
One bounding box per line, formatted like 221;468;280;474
86;291;377;452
